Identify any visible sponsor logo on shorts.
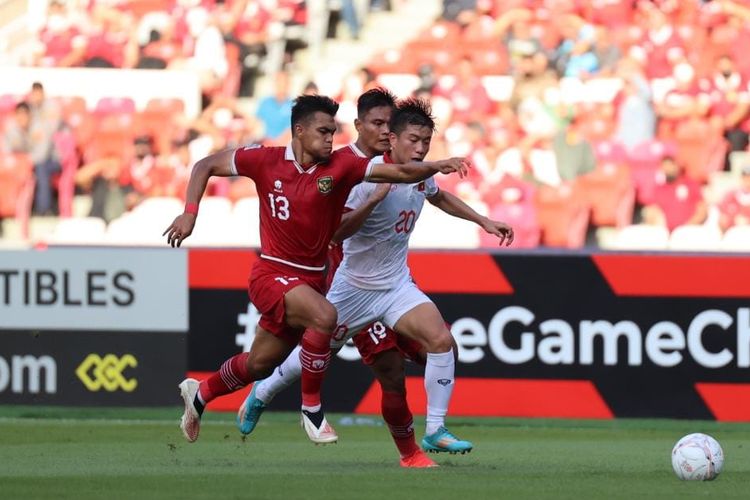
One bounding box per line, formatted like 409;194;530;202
437;378;452;386
317;176;333;194
76;354;138;392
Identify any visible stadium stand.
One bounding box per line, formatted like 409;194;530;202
1;0;749;251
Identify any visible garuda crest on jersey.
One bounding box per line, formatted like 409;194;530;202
317;176;333;194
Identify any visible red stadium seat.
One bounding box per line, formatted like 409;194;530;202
577;163;636;228
94;96;136;116
482;176;541;248
534;182;590;248
628;139;676;205
52;130;80;218
593;140;628;164
0;153;34;238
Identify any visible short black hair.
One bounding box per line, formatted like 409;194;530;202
291;94;339;129
357;87;396;119
31;82;44;91
15;101;30;113
389;97;435;136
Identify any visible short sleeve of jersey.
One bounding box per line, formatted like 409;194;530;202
231;144;266;179
344;182;376;211
424;176;439;198
342;154;376;186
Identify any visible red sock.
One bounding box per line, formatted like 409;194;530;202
300;329;332;408
382;390;419;458
198;352;251;403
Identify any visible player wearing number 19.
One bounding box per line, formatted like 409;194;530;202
163;94;469;444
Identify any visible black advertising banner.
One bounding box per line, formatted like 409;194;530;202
187;250;750;421
0;331;186;406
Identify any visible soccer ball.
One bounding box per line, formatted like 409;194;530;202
671;433;724;481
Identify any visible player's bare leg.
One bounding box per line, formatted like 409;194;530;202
394;303;473;454
179;327;294;443
284;284;339;444
369;349;437;468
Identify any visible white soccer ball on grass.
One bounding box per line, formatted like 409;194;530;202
671;433;724;481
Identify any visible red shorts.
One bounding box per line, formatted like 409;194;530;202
352;321;426;366
248;259;326;345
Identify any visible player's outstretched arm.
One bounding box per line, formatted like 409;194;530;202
163;149;236;248
428;190;514;247
368;157;469;184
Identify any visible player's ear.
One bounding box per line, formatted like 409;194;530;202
354;118;362;133
293;122;304;137
388;131;397;148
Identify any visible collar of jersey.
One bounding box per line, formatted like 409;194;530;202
285;143;320;174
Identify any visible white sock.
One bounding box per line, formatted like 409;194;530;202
255;345;302;404
424;349;455;436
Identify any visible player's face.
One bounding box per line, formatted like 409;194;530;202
389;124;432;163
297;111;337;161
355;106;392;154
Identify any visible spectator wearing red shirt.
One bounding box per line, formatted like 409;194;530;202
34;0;87;67
636;4;685;79
642;156;707;230
718;163;750;231
433;56;494;123
656;62;711;139
707;55;750;160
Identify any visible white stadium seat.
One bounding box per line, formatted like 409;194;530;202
611;224;669;250
47;217;106;245
668;225;722;252
721;225;750;252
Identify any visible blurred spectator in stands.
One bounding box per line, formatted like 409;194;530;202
613;57;656;151
495;8;543;74
655;62;710;140
509;51;558;112
3;101;62;215
706;55;750;167
433;56;493;123
634;3;685;79
716;0;750;77
130;136;191;204
592;26;622;77
255;71;293;141
718;162;750;231
552;14;599;78
327;0;361;40
442;0;477;25
137;18;185;69
74;153;132;223
83;5;137;68
552;112;597;182
220;0;270;97
33;0;87;67
303;80;320;95
642;156;707;230
173;6;228;97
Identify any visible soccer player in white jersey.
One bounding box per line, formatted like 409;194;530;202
239;97;514;462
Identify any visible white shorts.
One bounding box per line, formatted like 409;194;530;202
327;276;432;349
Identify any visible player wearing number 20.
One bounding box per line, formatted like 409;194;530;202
164;95;469;445
323;98;514;454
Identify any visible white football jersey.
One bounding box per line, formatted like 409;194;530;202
336;155;439;290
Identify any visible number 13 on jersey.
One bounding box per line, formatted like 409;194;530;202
268;194;290;220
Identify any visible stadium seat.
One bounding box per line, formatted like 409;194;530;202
94;97;136;116
534;182;590;248
52;130;80;218
721;225;750;252
593;140;628;164
611;224;670;250
56;95;87;121
577;163;635;227
47;217;107;245
668;225;723;252
0;153;34;222
481;200;541;249
628;140;675;205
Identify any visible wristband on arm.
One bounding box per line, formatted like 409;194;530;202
185;202;199;215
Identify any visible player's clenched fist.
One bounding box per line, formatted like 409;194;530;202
163;213;196;248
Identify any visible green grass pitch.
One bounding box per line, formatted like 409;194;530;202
1;406;749;500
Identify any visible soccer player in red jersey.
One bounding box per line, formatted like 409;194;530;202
164;94;468;444
238;88;438;467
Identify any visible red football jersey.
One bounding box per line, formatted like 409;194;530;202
232;144;373;270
